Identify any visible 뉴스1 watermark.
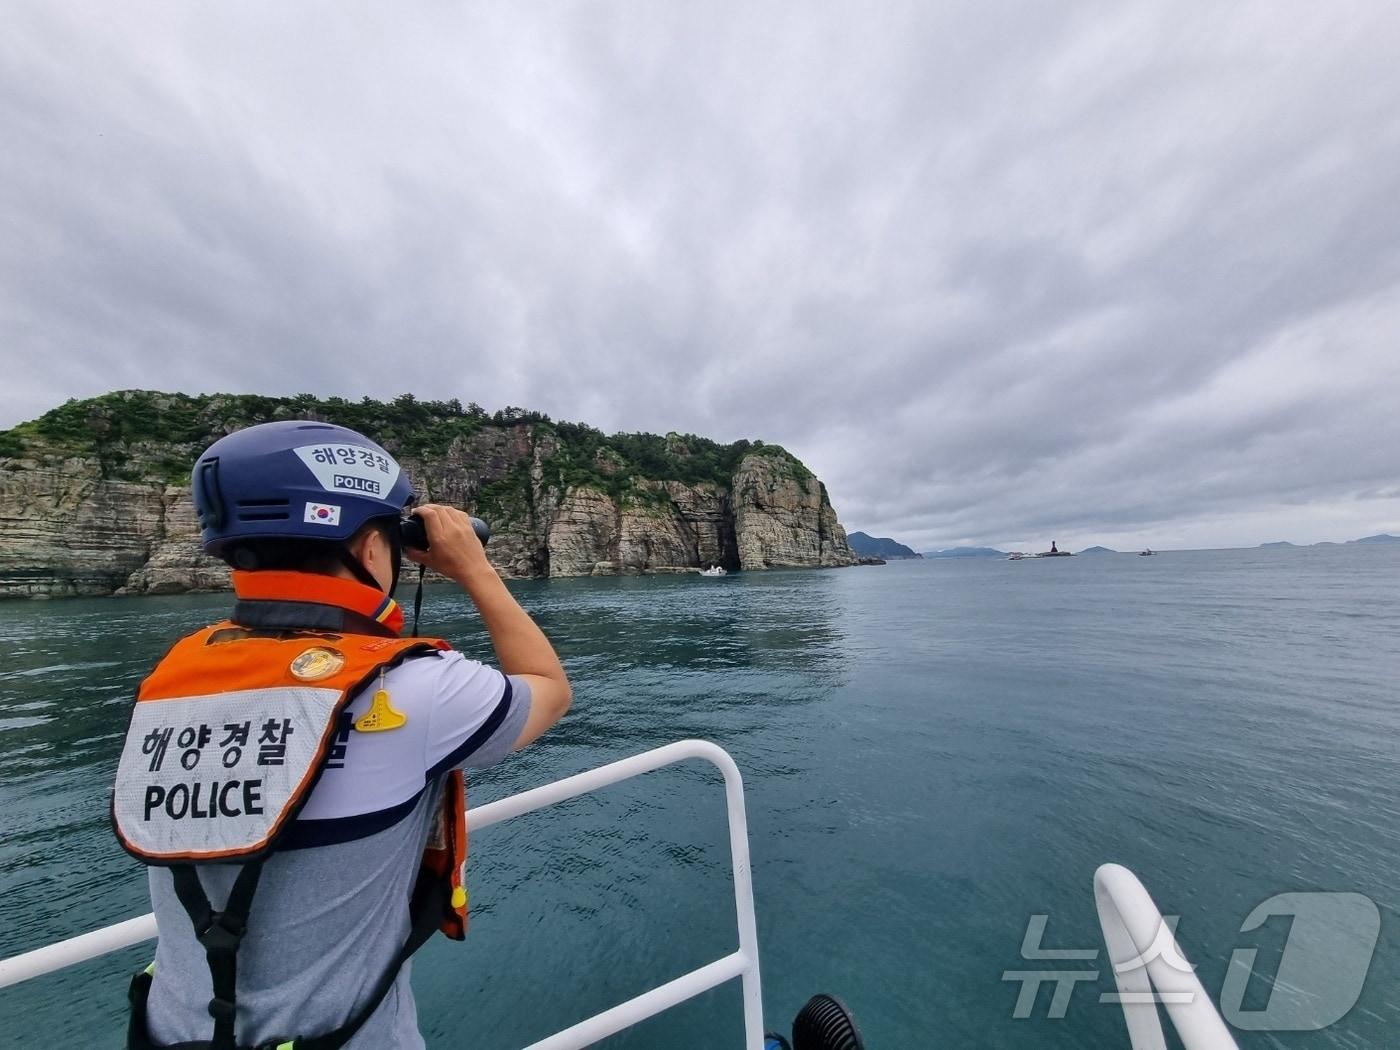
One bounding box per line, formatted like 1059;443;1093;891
1002;892;1380;1031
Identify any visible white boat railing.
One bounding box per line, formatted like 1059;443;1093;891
1095;863;1239;1050
0;739;766;1050
0;741;1254;1050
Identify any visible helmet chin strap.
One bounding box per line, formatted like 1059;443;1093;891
338;525;425;636
336;547;386;593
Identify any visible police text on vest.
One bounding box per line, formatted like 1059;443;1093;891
142;780;265;820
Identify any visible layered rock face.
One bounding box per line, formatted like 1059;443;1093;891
546;487;623;577
0;458;231;598
122;489;231;595
732;454;855;570
0;394;856;598
0;457;170;597
539;480;741;577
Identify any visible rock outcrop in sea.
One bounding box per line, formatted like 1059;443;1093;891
0;391;857;598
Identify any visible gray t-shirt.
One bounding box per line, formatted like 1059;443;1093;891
143;652;531;1050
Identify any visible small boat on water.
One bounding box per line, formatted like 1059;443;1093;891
699;565;728;576
1139;549;1155;556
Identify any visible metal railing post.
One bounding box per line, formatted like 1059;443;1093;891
1094;863;1239;1050
713;745;765;1050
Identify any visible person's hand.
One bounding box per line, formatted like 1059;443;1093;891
404;504;493;584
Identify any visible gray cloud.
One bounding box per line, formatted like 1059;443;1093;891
3;1;1399;551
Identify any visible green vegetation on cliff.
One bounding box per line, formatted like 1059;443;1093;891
2;391;506;475
0;390;814;500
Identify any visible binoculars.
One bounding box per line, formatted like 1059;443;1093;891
400;513;490;552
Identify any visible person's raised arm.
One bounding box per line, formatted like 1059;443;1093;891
407;504;571;749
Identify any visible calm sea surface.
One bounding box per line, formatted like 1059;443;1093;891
1;546;1397;1048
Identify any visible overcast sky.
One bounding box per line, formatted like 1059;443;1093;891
3;2;1399;551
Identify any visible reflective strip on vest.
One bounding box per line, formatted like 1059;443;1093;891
113;685;341;861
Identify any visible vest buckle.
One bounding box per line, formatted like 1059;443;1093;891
207;996;236;1022
198;911;246;955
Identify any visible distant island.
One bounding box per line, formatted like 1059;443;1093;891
922;547;1006;559
849;531;1400;565
1259;535;1398;549
911;533;1399;563
848;532;923;559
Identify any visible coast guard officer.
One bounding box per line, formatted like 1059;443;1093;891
111;420;572;1050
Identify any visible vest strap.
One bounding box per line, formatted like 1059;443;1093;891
410;563;427;639
290;875;449;1050
129;836;453;1050
170;862;265;1050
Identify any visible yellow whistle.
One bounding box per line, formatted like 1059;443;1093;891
355;671;407;733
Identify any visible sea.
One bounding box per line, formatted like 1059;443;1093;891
1;544;1397;1049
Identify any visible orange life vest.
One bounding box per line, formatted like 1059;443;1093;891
114;571;472;1050
115;619;468;938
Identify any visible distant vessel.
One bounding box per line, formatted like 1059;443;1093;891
699;565;728;577
1010;545;1074;559
1139;549;1155;557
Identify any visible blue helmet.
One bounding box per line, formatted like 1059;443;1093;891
192;420;414;558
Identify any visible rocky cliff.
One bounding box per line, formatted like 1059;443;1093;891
0;391;856;598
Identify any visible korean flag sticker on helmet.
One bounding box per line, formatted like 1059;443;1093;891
294;443;402;500
304;502;342;526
